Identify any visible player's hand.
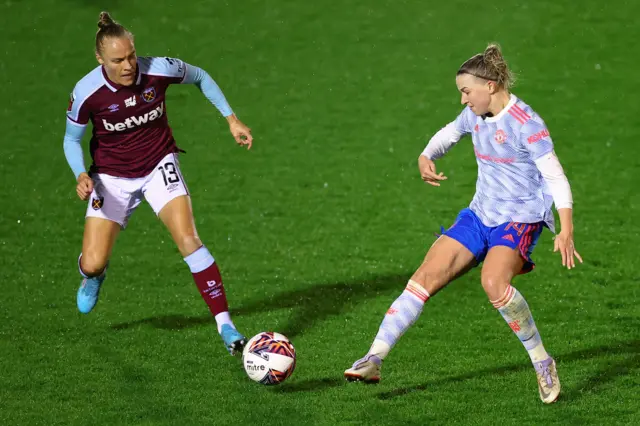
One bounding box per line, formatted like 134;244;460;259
76;172;93;201
553;230;583;269
227;114;253;150
418;155;447;187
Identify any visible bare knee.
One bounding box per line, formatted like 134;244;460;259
178;234;202;257
80;252;108;276
481;273;509;301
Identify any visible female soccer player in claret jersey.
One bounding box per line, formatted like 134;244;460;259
64;12;253;355
344;44;583;404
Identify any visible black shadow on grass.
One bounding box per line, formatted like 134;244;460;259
110;273;411;336
111;314;212;331
377;339;640;401
271;377;344;393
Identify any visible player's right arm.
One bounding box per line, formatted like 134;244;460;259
64;87;93;200
418;108;472;186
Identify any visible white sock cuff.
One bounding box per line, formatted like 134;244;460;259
491;284;516;309
78;253;89;278
405;280;430;303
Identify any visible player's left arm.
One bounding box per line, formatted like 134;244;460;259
521;119;583;269
180;61;253;150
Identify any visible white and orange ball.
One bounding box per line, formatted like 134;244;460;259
242;332;296;385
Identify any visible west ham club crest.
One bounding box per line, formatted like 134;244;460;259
91;196;104;210
142;87;156;103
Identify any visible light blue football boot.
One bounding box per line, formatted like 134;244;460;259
77;270;107;314
220;324;247;356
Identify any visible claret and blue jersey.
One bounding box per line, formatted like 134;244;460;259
64;56;233;179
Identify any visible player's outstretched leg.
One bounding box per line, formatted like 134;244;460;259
482;246;560;404
158;195;246;356
77;217;120;314
345;235;476;383
344;279;427;384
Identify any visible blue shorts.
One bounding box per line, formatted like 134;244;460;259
439;208;544;274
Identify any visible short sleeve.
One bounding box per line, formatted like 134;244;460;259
520;117;554;160
141;57;187;83
66;88;90;126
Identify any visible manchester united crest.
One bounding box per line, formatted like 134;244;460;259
91;196;104;210
142;87;156;103
494;129;507;144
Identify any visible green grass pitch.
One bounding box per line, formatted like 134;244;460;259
0;0;639;424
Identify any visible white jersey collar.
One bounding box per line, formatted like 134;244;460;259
484;93;517;123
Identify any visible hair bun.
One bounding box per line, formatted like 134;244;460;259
483;44;502;61
98;11;115;30
457;43;515;90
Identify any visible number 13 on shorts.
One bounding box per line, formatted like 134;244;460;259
148;153;189;203
141;153;190;218
158;161;180;186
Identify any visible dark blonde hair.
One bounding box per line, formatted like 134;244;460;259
95;11;133;55
457;44;515;90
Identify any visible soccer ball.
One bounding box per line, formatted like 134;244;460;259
242;332;296;385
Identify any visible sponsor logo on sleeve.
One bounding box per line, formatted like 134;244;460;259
527;129;550;144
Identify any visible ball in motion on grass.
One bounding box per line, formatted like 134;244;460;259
242;332;296;385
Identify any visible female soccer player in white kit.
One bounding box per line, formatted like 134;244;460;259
64;12;253;355
344;44;582;404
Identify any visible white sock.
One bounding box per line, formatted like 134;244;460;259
215;312;234;334
368;280;430;359
492;285;550;364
